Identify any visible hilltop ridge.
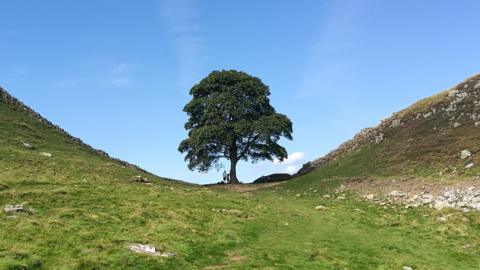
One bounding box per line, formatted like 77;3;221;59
297;73;480;178
0;86;150;173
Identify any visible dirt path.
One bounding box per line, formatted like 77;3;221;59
209;182;285;192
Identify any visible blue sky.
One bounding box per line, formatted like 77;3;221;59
1;0;479;184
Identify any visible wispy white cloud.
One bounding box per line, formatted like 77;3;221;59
273;151;306;175
160;0;207;88
284;165;298;174
274;152;305;165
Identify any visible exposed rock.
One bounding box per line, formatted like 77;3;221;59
22;143;33;149
453;122;461;128
323;194;331;198
40;152;52;157
4;205;24;214
364;194;375;200
461;150;472;159
374;133;384;144
389;119;401;128
211;208;242;215
423;112;432;118
160;252;176;258
407;187;480;210
128;243;175;257
448;89;459;97
402;266;413;270
388;190;405;197
133;175;150;183
129;243;156;254
436;216;448;222
465;163;474;169
315;205;326;210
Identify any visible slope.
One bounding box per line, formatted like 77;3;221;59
297;73;480;179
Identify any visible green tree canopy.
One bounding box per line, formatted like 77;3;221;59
178;70;293;183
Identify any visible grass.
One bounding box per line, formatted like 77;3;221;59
2;90;480;269
3;173;480;269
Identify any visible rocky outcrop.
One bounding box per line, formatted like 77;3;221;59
363;186;480;211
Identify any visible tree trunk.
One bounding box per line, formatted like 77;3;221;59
229;158;239;184
229;139;239;184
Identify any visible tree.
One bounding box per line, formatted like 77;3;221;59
178;70;293;183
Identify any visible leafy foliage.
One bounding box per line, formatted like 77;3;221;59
179;70;293;182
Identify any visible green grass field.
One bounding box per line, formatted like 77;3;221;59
2;170;480;269
2;88;480;269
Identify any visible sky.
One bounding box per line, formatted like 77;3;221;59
1;0;480;184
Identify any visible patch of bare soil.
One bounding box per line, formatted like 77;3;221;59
210;182;284;192
228;254;246;262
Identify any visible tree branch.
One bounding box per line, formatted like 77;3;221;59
238;133;259;160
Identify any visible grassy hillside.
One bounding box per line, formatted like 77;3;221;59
299;74;480;178
1;86;480;269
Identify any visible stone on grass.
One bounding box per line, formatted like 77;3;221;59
211;208;242;215
364;194;375;200
128;243;175;257
4;205;24;214
465;163;474;169
133;175;150;183
403;267;413;270
315;205;326;210
40;152;52;157
461;150;472;159
436;216;448;222
22;143;33;149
